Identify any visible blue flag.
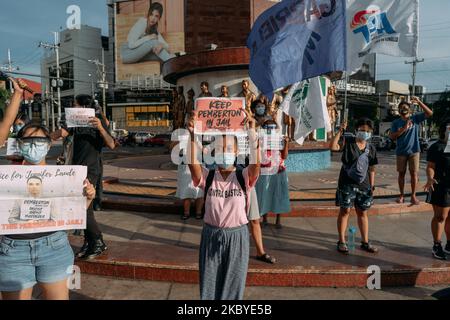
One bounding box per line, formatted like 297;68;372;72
247;0;347;97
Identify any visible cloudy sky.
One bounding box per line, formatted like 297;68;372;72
1;0;449;93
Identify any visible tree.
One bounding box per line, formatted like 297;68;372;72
431;91;450;124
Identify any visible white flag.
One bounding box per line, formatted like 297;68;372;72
281;77;330;145
347;0;419;73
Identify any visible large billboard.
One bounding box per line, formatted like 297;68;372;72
115;0;185;81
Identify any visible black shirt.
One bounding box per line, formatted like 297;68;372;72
427;140;450;187
70;118;109;181
338;137;378;189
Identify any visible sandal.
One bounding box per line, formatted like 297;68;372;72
195;213;203;220
396;196;405;204
337;241;349;254
410;198;420;206
181;213;190;220
361;242;379;254
256;253;277;264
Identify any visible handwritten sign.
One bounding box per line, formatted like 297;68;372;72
194;98;246;134
65;108;95;128
20;199;51;220
6;138;21;156
0;166;87;235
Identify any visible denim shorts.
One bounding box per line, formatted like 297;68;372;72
0;231;74;292
336;185;374;211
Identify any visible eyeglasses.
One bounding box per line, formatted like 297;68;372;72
18;137;51;148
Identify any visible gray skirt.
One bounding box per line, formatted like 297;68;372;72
199;223;249;300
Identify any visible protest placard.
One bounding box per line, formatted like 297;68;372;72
65;108;95;128
0;166;87;235
6;138;21;157
445;126;450;153
194;98;247;134
260;131;285;151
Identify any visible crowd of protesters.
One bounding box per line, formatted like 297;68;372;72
0;76;448;302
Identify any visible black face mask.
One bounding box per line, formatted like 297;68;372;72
400;109;409;116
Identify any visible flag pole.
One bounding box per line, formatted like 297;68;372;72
343;72;349;122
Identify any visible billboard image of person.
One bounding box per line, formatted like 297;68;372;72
116;0;185;80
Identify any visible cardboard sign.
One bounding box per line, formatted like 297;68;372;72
194;98;246;134
0;166;87;235
6;138;21;157
65;108;95;128
20;199;51;221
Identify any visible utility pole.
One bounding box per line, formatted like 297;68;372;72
1;49;20;93
405;57;424;97
88;48;108;117
40;32;62;129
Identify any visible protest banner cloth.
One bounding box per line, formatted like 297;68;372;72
0;165;87;235
65;108;95;128
247;0;346;97
282;76;331;145
6;138;21;157
194;97;247;134
347;0;419;73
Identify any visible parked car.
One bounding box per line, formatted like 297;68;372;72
371;135;394;150
112;129;129;139
134;132;155;145
144;134;170;147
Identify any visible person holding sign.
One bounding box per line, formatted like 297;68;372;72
51;94;115;260
330;119;379;255
0;78;25;147
8;176;57;224
0;124;95;300
424;120;450;260
256;120;290;229
188;112;260;300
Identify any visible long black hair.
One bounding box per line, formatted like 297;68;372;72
146;2;163;35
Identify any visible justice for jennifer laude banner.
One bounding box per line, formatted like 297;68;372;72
194;97;247;134
0;166;88;235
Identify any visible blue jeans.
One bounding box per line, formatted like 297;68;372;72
0;231;74;292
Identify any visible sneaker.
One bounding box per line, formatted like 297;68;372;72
361;242;379;254
82;238;108;260
444;242;450;255
433;243;447;260
76;240;90;259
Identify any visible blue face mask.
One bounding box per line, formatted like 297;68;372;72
14;124;24;133
218;153;236;170
356;131;372;141
19;140;50;164
256;106;266;116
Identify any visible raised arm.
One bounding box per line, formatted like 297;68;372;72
246;111;260;184
187;114;202;187
89;117;116;150
0;78;24;146
411;96;433;118
330;121;347;152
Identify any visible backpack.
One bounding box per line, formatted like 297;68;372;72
344;143;370;184
203;168;248;215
